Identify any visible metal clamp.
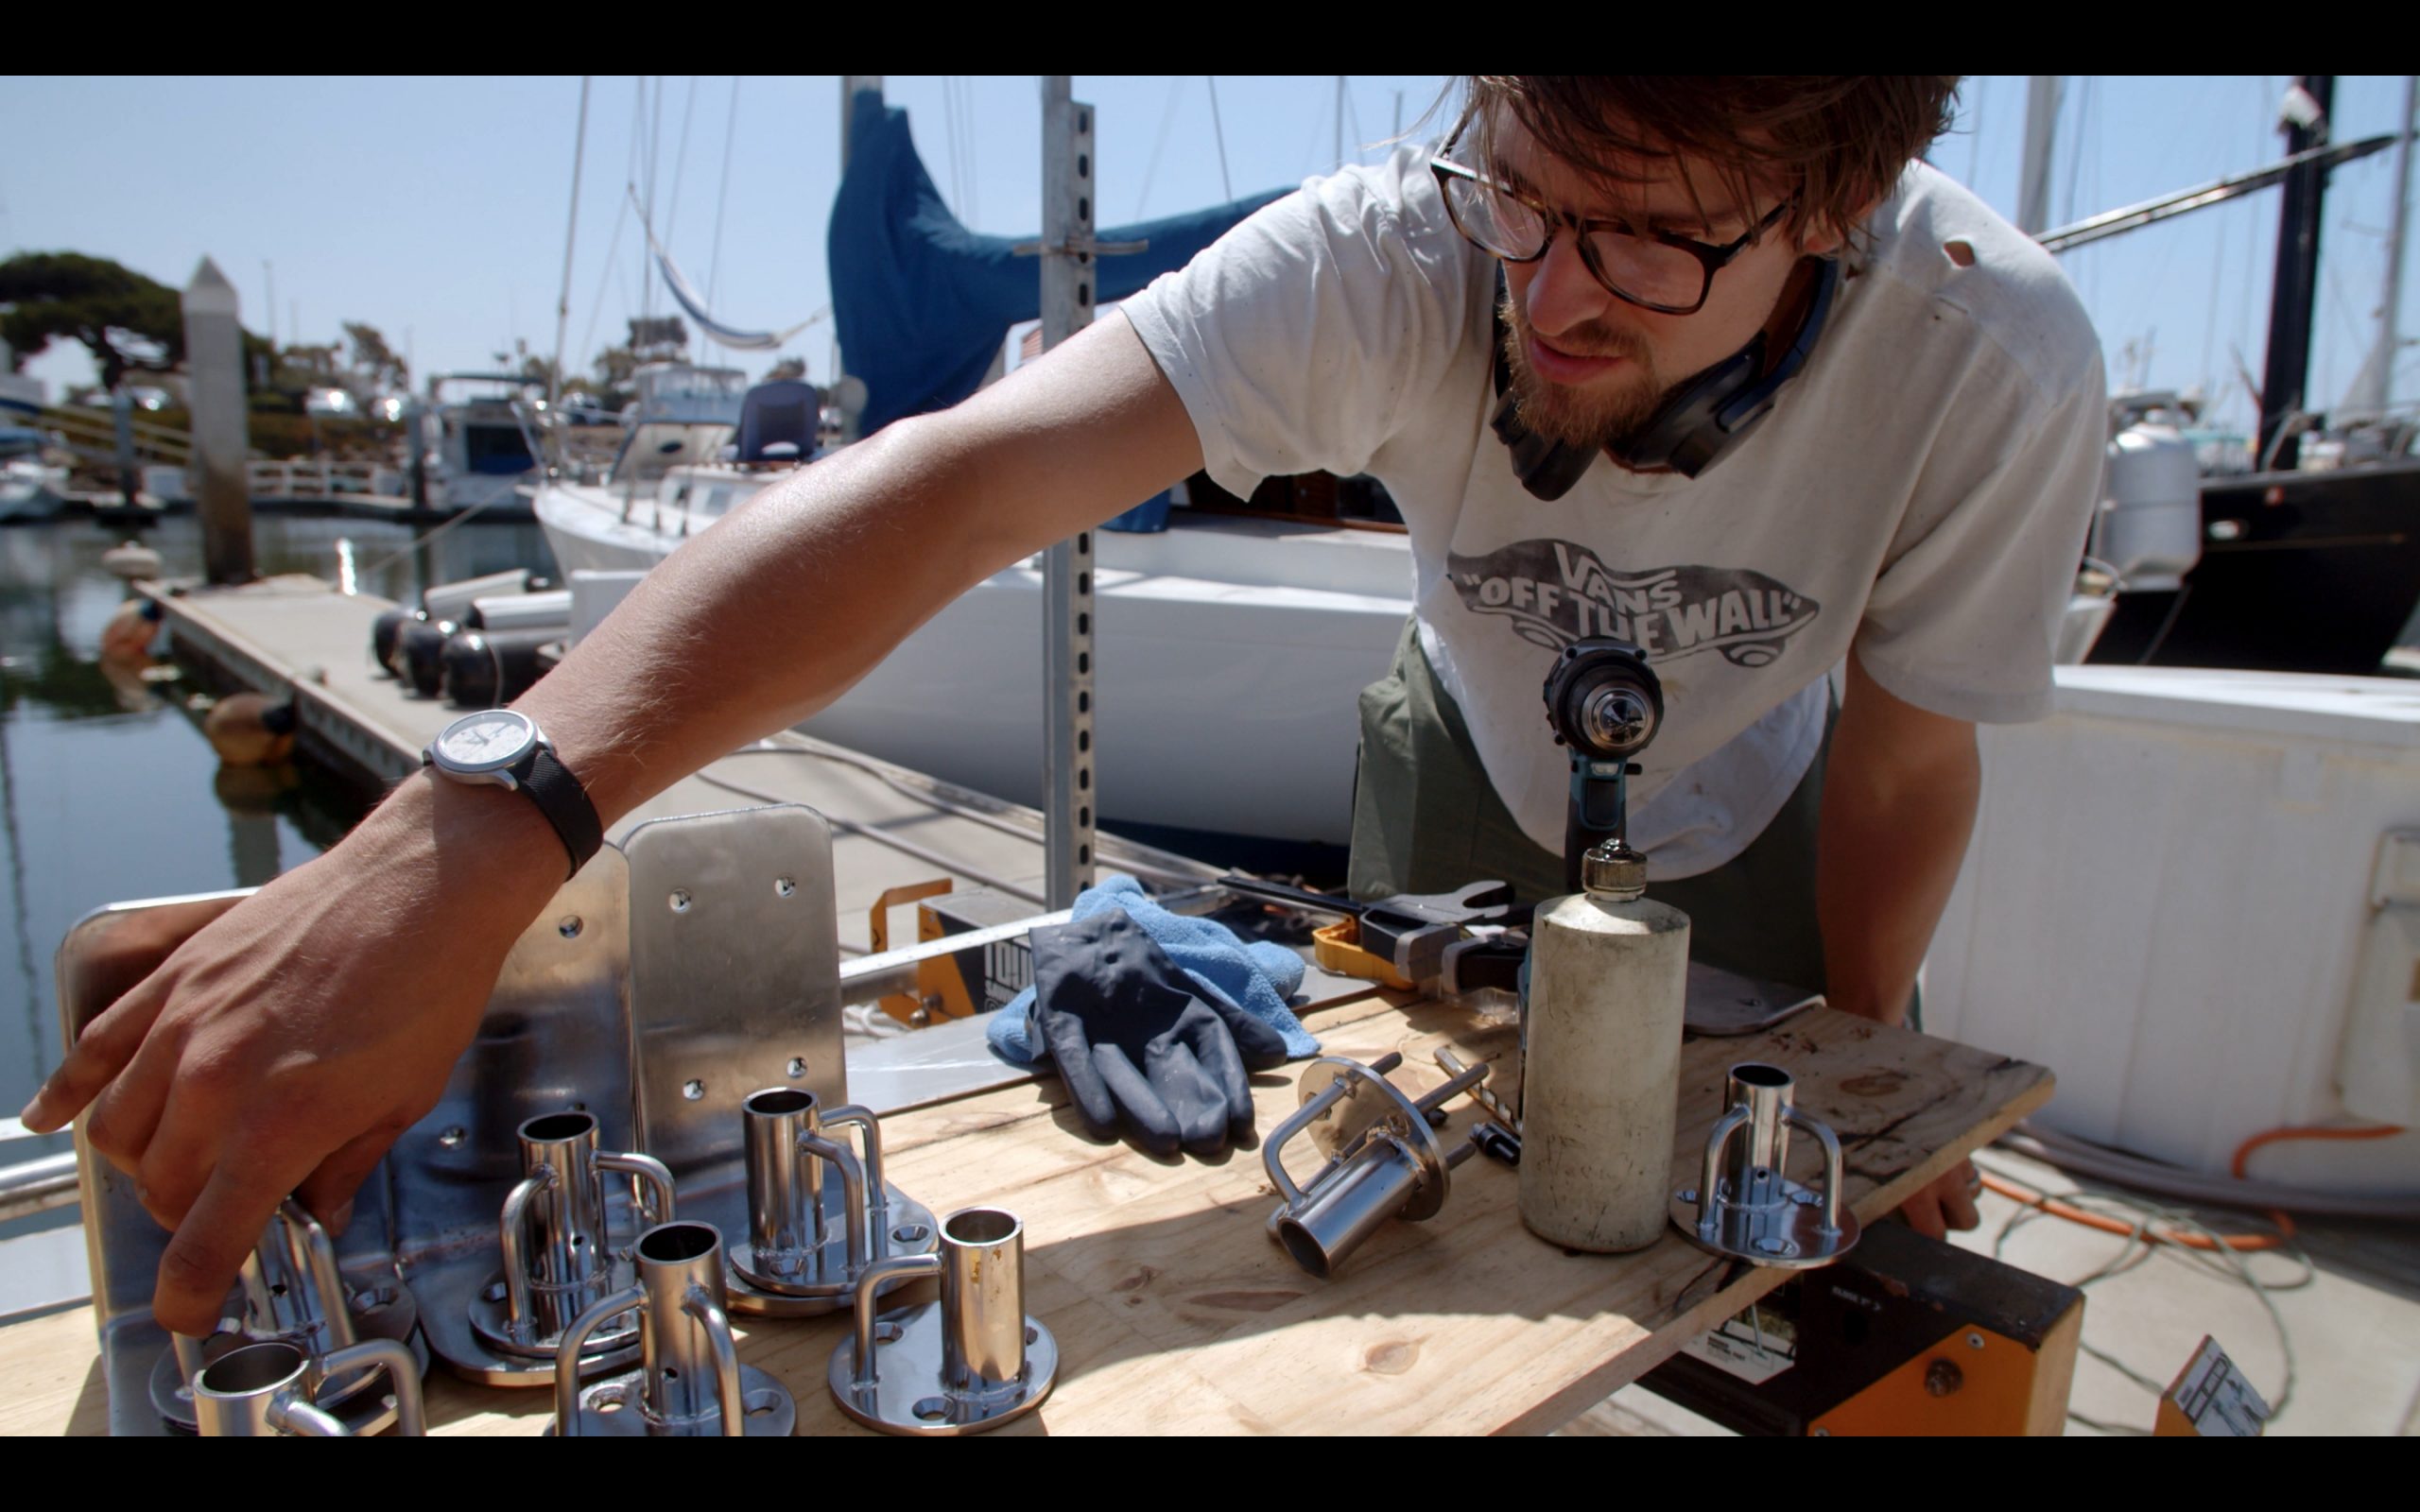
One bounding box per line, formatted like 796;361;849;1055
1669;1063;1859;1269
723;1087;939;1316
1262;1052;1487;1278
150;1198;424;1435
192;1339;426;1437
552;1221;796;1436
468;1110;675;1377
827;1207;1058;1435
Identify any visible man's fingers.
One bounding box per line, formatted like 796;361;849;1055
296;1126;405;1236
80;1019;183;1175
18;976;172;1135
154;1158;310;1336
1897;1191;1948;1241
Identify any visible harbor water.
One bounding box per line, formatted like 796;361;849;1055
0;513;556;1287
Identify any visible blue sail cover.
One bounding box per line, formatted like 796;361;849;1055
829;92;1288;436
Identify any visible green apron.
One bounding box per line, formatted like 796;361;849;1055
1347;618;1835;998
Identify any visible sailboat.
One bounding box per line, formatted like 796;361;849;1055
535;86;1413;854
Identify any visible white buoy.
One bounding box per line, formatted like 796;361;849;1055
100;540;164;581
1517;850;1691;1253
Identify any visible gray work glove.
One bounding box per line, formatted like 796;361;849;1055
1028;907;1288;1157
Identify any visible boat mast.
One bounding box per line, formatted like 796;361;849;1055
552;76;591;414
2343;76;2416;421
2259;76;2335;471
2017;76;2062;235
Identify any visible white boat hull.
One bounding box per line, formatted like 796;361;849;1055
537;480;1412;845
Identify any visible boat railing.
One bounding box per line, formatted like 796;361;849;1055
247;459;405;499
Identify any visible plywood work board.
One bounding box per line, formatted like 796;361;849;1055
0;989;2048;1436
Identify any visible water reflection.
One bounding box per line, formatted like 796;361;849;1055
0;512;557;1220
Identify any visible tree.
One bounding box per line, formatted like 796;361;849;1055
342;321;408;394
766;355;806;383
0;250;190;392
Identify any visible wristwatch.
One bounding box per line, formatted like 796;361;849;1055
422;710;603;880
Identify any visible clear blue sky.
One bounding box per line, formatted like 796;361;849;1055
3;76;2412;436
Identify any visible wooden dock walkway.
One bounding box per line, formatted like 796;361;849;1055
143;573;1221;958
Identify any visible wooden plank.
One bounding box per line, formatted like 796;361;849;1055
0;990;2049;1436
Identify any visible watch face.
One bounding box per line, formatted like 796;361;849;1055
434;709;538;772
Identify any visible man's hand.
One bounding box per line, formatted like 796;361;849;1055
20;778;566;1335
1894;1159;1983;1239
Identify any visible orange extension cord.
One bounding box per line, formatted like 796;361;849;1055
1981;1122;2405;1254
2229;1122;2406;1180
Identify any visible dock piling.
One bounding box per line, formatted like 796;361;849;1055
182;257;255;585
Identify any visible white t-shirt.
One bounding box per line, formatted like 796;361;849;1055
1123;147;2105;878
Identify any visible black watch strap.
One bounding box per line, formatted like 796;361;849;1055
519;743;604;880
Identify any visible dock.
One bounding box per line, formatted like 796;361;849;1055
141;573;1226;957
6;573;2409;1437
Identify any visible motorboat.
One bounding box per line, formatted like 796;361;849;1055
0;427;69;523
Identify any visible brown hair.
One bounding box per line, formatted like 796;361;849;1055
1456;77;1961;245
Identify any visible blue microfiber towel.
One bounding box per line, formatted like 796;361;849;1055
986;874;1318;1063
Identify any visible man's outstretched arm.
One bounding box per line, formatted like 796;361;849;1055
22;317;1203;1333
1816;647;1985;1237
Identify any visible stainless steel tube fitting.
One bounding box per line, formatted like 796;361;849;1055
1669;1062;1859;1268
826;1206;1058;1435
1263;1053;1484;1279
192;1339;426;1437
552;1220;797;1437
724;1087;940;1316
149;1199;425;1435
469;1110;676;1370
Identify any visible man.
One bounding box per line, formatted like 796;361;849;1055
25;77;2102;1336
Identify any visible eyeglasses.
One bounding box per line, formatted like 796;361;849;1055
1429;134;1793;317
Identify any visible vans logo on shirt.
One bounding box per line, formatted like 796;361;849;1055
1447;540;1821;668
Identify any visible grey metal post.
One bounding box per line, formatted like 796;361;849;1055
111;387;138;512
182;257;254;585
1038;77;1098;908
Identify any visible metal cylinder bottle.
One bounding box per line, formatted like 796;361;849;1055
1517;849;1690;1252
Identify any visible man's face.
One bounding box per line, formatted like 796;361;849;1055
1491;111;1820;453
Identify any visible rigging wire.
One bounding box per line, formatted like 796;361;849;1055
1134;76;1185;221
661;75;700;278
941;74;965;216
960;76;979;226
1205;76;1234;201
1342;77;1364;163
551;76;591;408
1963;75;1985;188
708;77;739;307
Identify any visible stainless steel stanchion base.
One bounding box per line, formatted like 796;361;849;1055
148;1281;425;1435
460;1253;647;1379
825;1303;1058;1435
726;1181;940;1317
553;1362;797;1437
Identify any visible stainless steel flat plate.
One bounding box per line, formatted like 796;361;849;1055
555;1363;796;1437
622;805;847;1180
826;1302;1057;1436
1684;961;1824;1039
725;1181;939;1317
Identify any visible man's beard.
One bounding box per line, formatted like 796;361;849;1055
1498;291;1668;451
